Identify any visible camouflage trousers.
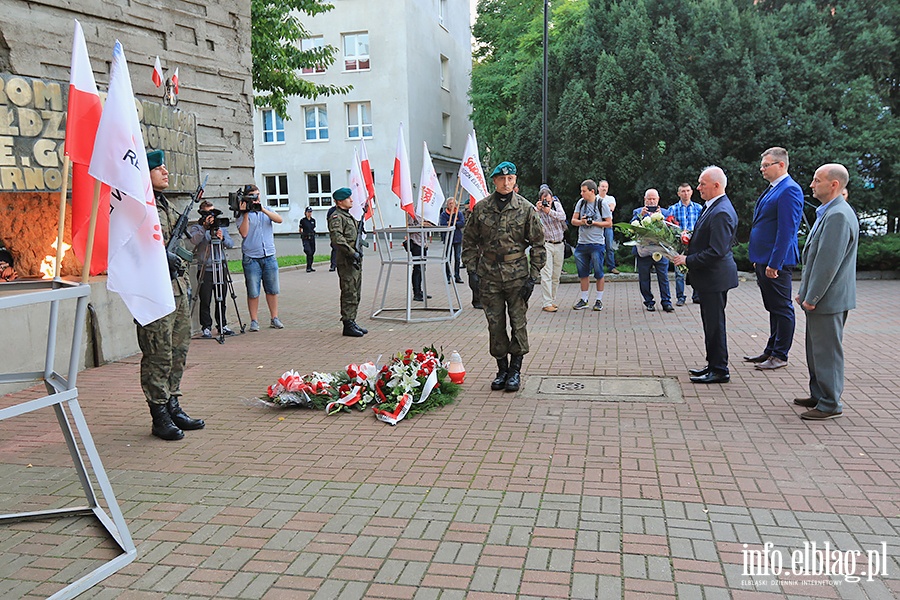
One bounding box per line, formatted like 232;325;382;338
137;291;191;405
479;277;529;358
337;258;361;322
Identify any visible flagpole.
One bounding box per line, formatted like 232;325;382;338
81;180;102;283
54;156;71;280
449;178;461;228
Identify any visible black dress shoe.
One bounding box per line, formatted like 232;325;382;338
413;294;424;302
662;304;675;313
743;353;770;363
793;397;818;408
688;366;709;376
690;371;730;384
645;304;656;312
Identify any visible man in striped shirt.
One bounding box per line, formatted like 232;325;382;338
667;182;703;306
535;185;567;312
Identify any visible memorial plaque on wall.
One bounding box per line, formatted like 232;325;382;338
0;73;199;194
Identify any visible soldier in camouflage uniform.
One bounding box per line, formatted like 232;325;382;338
328;188;368;337
462;161;545;392
137;150;205;441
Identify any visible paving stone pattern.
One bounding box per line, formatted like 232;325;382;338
2;262;899;599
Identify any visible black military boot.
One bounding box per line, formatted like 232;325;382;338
491;357;509;391
149;403;184;441
351;320;368;334
343;320;364;337
505;355;524;392
167;396;205;430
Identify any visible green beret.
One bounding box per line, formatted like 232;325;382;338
147;149;165;170
490;161;516;177
332;187;352;201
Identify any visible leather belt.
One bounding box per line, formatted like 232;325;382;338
547;240;563;244
482;250;525;262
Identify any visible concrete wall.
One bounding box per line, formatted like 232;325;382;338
252;0;473;234
0;0;254;202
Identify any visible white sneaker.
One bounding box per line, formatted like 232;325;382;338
270;317;284;329
249;320;260;332
201;327;212;338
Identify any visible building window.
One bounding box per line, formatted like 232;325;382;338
265;174;289;208
307;172;332;207
440;55;450;91
343;32;370;71
442;113;451;148
261;109;285;144
439;0;448;27
304;105;328;141
301;36;326;74
347;102;373;139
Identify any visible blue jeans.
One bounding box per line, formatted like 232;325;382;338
243;255;280;298
574;243;605;280
603;227;616;269
674;268;699;302
637;254;671;306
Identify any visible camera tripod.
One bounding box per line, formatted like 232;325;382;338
194;236;245;344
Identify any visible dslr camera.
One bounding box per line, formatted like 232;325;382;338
540;199;550;208
228;186;262;216
585;217;593;225
199;208;230;232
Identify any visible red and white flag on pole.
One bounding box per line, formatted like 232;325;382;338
90;41;174;326
348;148;367;221
391;123;415;219
358;139;375;220
152;56;163;87
417;142;444;225
171;67;179;94
66;19;110;275
458;131;489;211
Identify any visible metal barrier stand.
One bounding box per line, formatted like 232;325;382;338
0;279;136;600
370;224;462;323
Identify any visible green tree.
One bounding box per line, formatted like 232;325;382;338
251;0;349;119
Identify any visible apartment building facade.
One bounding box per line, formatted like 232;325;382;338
253;0;473;233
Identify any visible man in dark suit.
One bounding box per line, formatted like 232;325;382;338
794;164;857;420
745;147;804;370
672;166;738;384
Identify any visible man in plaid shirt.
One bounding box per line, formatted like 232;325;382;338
668;182;704;305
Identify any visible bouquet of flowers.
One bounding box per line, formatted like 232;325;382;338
260;346;461;425
614;212;691;273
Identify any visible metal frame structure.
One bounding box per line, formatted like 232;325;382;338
370;224;462;323
0;279;136;600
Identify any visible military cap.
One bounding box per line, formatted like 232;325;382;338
305;206;313;212
332;187;352;201
490;161;516;177
147;149;165;170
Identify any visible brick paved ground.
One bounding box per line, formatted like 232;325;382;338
2;261;899;599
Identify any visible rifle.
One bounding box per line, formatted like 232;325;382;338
352;215;369;268
166;174;209;277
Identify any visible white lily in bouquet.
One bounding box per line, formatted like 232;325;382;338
614;211;691;273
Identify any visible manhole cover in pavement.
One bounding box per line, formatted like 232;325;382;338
526;376;682;403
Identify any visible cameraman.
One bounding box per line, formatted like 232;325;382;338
189;201;235;338
534;185;566;312
632;188;673;312
571;179;612;311
236;184;284;331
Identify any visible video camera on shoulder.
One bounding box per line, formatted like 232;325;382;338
199;207;230;231
228;185;262;216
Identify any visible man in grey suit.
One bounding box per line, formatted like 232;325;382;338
794;163;858;420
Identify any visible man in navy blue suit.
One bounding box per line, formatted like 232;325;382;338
672;166;739;384
745;147;804;370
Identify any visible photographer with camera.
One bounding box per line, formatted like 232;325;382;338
137;150;205;441
571;179;612;311
189;201;236;338
534;185;567;312
234;184;284;331
632;189;674;312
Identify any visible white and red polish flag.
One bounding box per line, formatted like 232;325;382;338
89;41;174;326
66;19;110;275
391;123;415;220
417;142;444;225
358;139;375;220
348;148;367;221
152;56;163;87
171;67;179;94
458;130;488;211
